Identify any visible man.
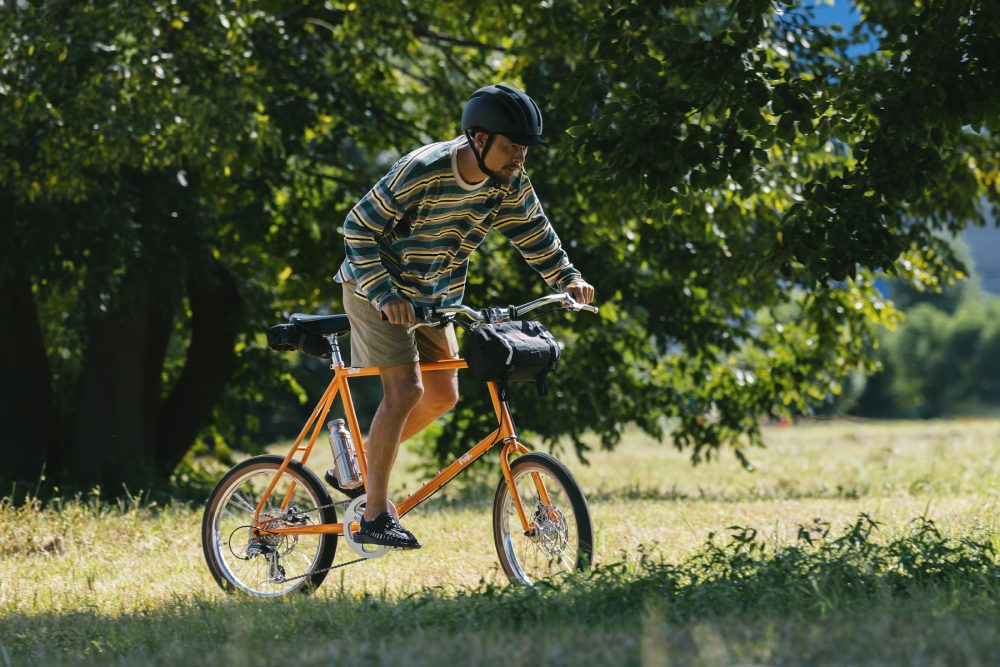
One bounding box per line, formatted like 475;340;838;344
332;83;595;549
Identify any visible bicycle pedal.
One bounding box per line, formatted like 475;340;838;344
324;468;366;499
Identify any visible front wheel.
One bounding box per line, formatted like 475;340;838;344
201;455;337;597
492;452;594;584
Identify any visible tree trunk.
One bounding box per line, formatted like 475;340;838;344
156;257;242;475
0;264;56;485
69;283;155;488
142;300;174;465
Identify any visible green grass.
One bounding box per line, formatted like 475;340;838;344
2;419;999;666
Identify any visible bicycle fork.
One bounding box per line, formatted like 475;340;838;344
499;437;554;536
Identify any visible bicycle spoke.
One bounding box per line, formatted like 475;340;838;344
230;489;257;515
496;459;590;585
208;464;330;597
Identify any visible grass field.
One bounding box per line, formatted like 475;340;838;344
2;419;999;666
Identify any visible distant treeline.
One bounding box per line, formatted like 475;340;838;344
848;258;1000;419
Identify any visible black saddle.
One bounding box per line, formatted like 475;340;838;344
289;313;351;336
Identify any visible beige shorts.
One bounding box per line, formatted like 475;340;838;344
342;281;459;368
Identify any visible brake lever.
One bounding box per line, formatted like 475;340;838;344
563;293;599;314
405;311;454;335
405;321;436;335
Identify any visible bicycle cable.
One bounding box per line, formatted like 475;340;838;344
233;496;370;583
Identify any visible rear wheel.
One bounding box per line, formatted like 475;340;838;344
201;455;337;596
492;452;594;584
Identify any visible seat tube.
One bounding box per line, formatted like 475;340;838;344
336;369;368;484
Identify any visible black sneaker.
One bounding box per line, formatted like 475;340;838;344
324;468;365;499
355;512;421;549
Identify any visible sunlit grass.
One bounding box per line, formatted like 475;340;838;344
2;419;999;665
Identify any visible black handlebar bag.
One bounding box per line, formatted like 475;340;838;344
463;320;560;399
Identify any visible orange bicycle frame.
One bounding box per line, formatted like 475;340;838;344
255;353;548;537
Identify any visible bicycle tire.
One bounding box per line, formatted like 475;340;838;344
492;452;594;584
202;455;337;596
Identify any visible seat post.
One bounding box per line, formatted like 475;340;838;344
326;334;345;369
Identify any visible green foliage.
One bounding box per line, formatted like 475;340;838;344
854;293;1000;418
437;0;1000;466
3;0;1000;485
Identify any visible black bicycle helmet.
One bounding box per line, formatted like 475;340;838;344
462;83;545;146
461;84;544;177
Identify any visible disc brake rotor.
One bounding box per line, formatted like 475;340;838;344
530;504;569;556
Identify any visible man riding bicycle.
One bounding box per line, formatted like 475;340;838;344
332;83;595;549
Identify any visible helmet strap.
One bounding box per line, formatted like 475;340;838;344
465;130;499;183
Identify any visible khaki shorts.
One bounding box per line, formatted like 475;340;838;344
342;281;459;368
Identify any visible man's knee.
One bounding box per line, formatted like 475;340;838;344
425;374;459;414
381;367;424;412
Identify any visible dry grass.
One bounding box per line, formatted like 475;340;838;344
2;418;999;666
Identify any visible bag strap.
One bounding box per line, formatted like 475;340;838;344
495;327;515;400
533;330;560;396
498;365;512;401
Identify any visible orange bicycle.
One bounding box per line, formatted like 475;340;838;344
201;292;597;596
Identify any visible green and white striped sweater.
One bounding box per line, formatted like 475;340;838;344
334;136;581;309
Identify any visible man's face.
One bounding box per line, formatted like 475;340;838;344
476;133;528;185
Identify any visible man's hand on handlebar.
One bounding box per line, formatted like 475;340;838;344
381;289;598;335
565;279;595;305
380;297;417;327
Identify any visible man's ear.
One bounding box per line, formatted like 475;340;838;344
474;131;488;149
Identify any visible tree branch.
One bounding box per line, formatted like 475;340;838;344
279;5;507;53
411;25;507;53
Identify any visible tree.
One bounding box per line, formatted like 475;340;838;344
0;1;418;486
427;0;1000;466
0;0;501;489
2;1;998;489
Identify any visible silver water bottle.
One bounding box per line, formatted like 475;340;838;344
327;419;363;489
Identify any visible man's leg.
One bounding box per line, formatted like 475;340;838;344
365;369;457;517
394;322;460;445
398;369;458;444
362;362;424;521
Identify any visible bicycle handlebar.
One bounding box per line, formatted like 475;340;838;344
405;292;598;334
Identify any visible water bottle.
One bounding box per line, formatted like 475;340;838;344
327;419;363;489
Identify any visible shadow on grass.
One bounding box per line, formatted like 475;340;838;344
4;515;998;666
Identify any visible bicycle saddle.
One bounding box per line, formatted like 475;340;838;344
289;313;351;336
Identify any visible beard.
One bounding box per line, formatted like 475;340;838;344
491;164;520;186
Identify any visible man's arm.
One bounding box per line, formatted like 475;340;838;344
341;154;429;322
342;196;401;312
493;174;594;304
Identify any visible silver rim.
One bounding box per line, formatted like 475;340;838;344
499;463;581;584
209;465;326;597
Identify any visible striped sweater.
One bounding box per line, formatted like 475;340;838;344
334;136;581;310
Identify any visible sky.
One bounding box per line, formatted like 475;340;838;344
809;0;861;30
808;0;879;56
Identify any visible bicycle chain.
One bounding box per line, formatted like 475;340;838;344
278;555;369;583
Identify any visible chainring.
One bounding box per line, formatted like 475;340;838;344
342;494;399;559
